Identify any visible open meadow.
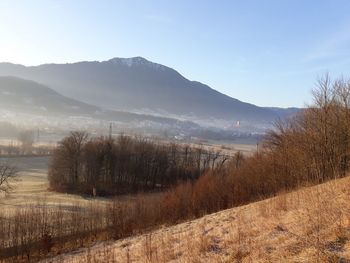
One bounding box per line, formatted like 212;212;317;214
0;156;110;214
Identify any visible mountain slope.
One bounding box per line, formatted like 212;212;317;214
0;57;295;125
0;76;98;115
0;76;200;129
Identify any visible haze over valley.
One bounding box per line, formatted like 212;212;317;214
0;57;299;144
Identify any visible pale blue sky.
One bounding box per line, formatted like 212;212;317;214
1;0;350;107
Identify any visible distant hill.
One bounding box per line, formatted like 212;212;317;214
0;57;298;126
0;76;98;115
0;76;200;130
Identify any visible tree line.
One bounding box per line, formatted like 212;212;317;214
48;133;229;195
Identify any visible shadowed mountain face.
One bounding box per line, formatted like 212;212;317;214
0;57;298;125
0;76;201;130
0;76;98;115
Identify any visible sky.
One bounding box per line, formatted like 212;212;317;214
1;0;350;108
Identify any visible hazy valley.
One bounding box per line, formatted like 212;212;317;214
0;58;299;140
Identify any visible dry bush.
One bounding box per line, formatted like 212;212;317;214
0;162;17;194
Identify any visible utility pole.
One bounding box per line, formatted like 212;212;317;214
109;123;112;140
37;128;40;145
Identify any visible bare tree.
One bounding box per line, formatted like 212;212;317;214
0;163;17;194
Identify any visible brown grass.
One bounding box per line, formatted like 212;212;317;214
43;175;350;263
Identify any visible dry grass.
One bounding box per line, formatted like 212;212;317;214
0;157;110;214
42;175;350;263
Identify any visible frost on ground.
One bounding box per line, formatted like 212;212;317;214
42;176;350;263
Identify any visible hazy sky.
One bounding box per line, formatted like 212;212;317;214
1;0;350;107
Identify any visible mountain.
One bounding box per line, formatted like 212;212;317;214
0;76;201;132
0;57;297;127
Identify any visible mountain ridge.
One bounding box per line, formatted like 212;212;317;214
0;57;299;127
0;76;201;128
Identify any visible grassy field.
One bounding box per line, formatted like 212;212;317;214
0;156;110;214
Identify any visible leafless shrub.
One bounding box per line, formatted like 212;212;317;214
0;163;17;194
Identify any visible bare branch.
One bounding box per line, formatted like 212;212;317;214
0;163;18;194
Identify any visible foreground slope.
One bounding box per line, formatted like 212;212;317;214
43;177;350;263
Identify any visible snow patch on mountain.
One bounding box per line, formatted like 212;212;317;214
109;57;167;71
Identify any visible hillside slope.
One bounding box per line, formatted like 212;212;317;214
0;58;298;125
0;76;98;115
42;177;350;262
0;76;201;130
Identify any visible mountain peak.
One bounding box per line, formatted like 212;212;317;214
108;57;167;71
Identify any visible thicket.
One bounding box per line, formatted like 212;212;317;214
48;133;229;195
